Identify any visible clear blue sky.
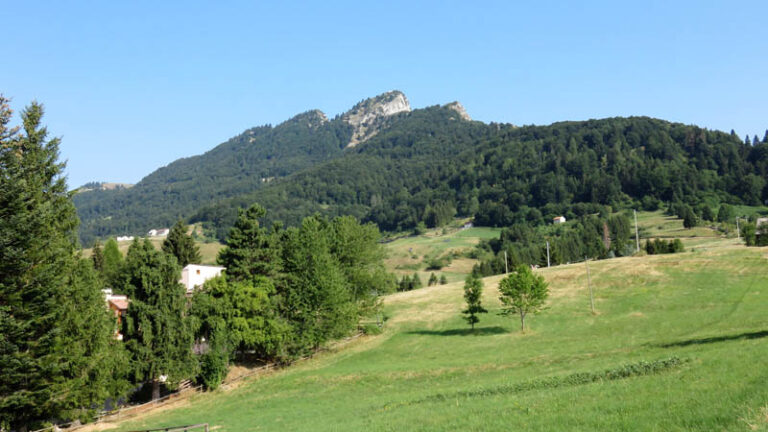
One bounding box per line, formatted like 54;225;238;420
3;1;767;188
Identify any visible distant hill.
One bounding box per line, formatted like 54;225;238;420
73;91;768;245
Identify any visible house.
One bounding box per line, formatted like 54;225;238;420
103;289;129;340
180;264;226;294
553;216;566;224
147;228;170;237
462;222;473;229
116;235;134;242
757;217;768;227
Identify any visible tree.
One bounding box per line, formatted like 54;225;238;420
428;272;438;286
682;207;698;229
411;273;423;290
162;219;201;268
440;274;448;285
498;265;549;332
700;205;714;222
0;99;125;430
217;204;281;282
717;204;734;223
102;237;123;287
462;275;487;330
91;240;105;272
121;239;196;400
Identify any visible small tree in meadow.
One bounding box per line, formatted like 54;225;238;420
462;275;487;330
498;265;549;332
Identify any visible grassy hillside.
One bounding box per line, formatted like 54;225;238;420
89;236;768;431
82;238;224;265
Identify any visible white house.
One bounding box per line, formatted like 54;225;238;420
180;264;226;294
116;235;134;242
147;228;170;237
553;216;566;224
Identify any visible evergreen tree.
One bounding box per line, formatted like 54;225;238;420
745;135;751;145
121;239;196;400
217;204;281;282
717;204;734;223
428;272;438;286
0;99;125;430
102;237;123;287
462;275;487;330
411;273;423;290
162;219;201;267
700;205;714;222
498;265;549;332
439;274;448;285
763;129;768;144
682;206;698;229
91;240;105;272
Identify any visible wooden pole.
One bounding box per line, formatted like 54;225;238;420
585;257;595;314
634;209;640;252
736;217;740;240
546;241;550;268
504;250;508;274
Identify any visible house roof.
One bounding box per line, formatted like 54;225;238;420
108;298;129;311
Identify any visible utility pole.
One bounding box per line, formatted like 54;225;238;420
546;241;551;268
634;209;640;252
736;217;740;240
585;257;595;315
504;250;508;274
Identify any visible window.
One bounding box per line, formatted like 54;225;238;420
196;269;201;275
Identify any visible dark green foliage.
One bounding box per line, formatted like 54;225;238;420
217;204;282;281
741;222;757;246
757;223;768;247
121;239;196;400
439;274;448;285
682;206;698;228
462;275;487;330
499;265;549;332
717;204;734;223
411;273;423;290
91;240;104;272
473;214;629;277
162;219;201;268
0;99;126;430
397;274;412;292
197;330;231;391
102;237;123;287
428;272;438;286
75;111;768;244
700;205;714;222
644;238;685;255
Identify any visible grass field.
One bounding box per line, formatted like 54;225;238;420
90;234;768;431
383;225;501;284
82;238;224;265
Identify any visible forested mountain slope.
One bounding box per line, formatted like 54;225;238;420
74;91;768;244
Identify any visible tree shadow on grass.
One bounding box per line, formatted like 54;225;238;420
655;330;768;348
406;326;509;337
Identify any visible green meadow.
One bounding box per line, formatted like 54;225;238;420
94;234;768;432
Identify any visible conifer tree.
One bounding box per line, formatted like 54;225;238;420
428;272;438;286
162;219;201;267
217;204;281;281
440;274;448;285
462;275;487;330
102;237;123;287
411;273;423;290
121;239;196;400
91;240;105;272
0;99;125;430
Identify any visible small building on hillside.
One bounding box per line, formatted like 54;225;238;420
180;264;226;294
462;222;474;229
553;216;566;224
103;289;129;340
147;228;170;237
116;235;134;242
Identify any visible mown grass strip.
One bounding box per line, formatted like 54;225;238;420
383;357;687;410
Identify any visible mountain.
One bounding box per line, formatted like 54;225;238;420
73;91;768;245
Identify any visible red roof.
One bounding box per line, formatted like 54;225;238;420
108;298;129;311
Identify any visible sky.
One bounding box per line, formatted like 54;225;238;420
3;1;767;188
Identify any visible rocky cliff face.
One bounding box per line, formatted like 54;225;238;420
342;90;411;147
444;101;471;121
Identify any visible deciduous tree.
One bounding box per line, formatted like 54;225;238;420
498;265;549;332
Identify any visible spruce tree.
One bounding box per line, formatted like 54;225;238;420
162;219;201;267
102;237;123;287
428;272;438;286
121;239;196;400
462;275;487;330
217;204;281;281
0;99;125;430
91;240;105;272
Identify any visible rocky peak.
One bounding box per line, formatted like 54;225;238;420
342;90;412;147
444;101;471;121
288;109;329;129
